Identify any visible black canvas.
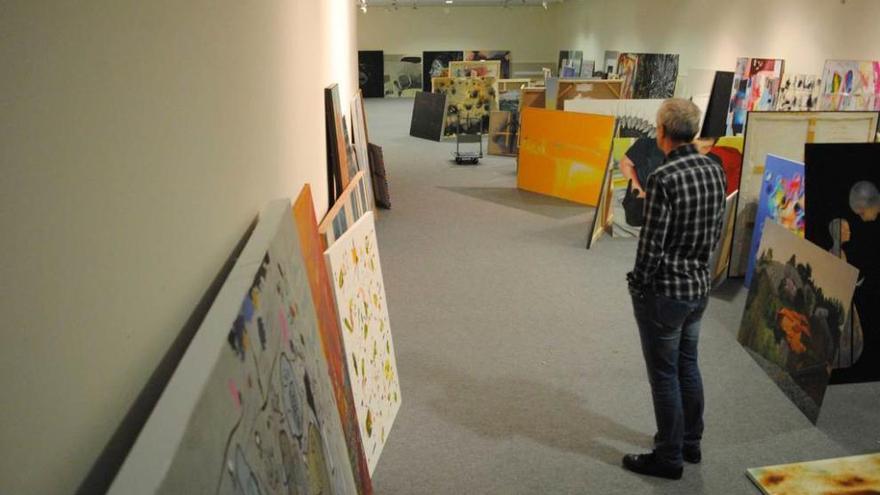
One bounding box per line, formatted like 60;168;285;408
409;92;447;142
422;51;464;91
368;142;391;209
700;71;735;138
358;50;384;98
804;142;880;384
631;53;679;99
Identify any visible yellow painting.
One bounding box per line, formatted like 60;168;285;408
517;107;616;206
747;453;880;495
432;76;497;136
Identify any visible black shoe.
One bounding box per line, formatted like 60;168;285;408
683;446;701;464
622;453;683;480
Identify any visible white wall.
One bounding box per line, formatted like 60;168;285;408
357;5;562;63
0;0;357;493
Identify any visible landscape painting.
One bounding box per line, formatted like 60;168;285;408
737;221;858;423
517;107;616;206
325;212;402;474
747;453;880;495
804;143;880;383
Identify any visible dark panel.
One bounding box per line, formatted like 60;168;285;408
358;50;384;98
630;53;679;99
422;51;464;91
700;71;735;138
409;91;447;141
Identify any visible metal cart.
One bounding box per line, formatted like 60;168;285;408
452;112;483;165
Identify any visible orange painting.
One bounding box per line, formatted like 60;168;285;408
517;107;616;206
293;185;373;495
748;453;880;495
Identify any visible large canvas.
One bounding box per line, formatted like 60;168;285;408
700;71;735;138
351;91;377;212
448;60;502;79
358;50;384;98
726;57;785;135
465;50;511;79
737;221;858;423
432;76;497;137
488;110;518;156
728;111;879;277
805;143;880;383
383;54;421;98
409;91;447;141
421;51;464;91
293;187;373;494
744;155;805;287
775;74;821;111
709;191;739;287
319;171;370;249
616;53;639;98
517;107;616;206
747;453;880;495
324;212;401;474
820;59;880;111
633;53;679;99
108;198;359;494
558;50;583;78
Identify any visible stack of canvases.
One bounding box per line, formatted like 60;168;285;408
107;87;402;494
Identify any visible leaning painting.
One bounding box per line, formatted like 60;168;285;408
747;453;880;495
108;198;361;494
465;50;511;79
737;221;858;423
432;76;497;137
325;212;401;474
726;57;785;135
819;59;880;111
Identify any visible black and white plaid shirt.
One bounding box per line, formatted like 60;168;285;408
627;143;727;300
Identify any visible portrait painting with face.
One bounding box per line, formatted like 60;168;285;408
805;143;880;384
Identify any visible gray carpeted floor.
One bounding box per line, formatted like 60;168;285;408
366;98;880;494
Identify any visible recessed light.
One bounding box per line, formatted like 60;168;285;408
445;0;453;4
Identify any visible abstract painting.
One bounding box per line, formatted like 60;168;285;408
819;59;880;111
700;71;735;138
805;143;880;383
383;53;422;98
747;453;880;495
728;111;879;277
517;107;616;206
448;60;502;79
108;198;360;494
488;110;518;156
558;50;583;78
324;212;401;474
709;191;739;287
775;74;821;111
707;137;744;196
737;221;858;423
409;91;447;141
616;53;678;99
293;187;373;495
358;50;384;98
465;50;511;79
432;76;497;137
744;155;805;287
422;51;464;92
319;171;371;249
726;57;785;135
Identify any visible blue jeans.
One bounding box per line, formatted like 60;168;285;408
630;288;708;467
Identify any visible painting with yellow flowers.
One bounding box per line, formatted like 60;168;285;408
324;211;401;474
517;107;616;206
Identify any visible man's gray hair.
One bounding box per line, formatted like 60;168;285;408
849;180;880;211
657;98;702;143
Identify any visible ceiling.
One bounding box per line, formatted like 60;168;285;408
360;0;562;7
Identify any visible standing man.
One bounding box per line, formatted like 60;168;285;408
623;99;727;480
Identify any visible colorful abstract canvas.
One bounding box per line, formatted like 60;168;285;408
422;51;463;92
448;60;502;79
319;171;370;249
744;155;805;287
728;111;878;277
775;74;821;111
488;110;518;156
737;221;858;423
383;54;422;98
109;198;360;494
432;76;497;137
558;50;583;78
324;212;401;474
820;59;880;111
465;50;511;79
805;143;880;383
726;58;785;135
517;107;616;206
747;453;880;495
